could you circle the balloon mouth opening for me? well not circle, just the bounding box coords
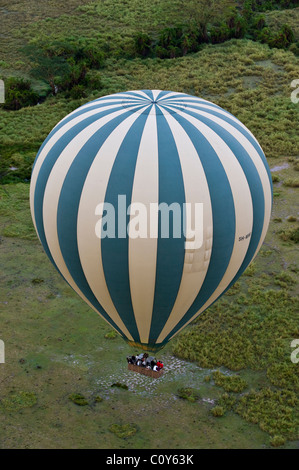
[125,339,165,353]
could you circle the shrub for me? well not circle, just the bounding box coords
[158,26,184,51]
[244,262,256,277]
[294,161,299,172]
[252,15,266,32]
[274,271,296,288]
[134,32,153,57]
[225,281,241,296]
[210,23,231,44]
[111,382,128,390]
[105,330,117,339]
[0,391,37,411]
[69,393,89,406]
[270,435,286,447]
[68,85,86,99]
[2,77,39,111]
[279,226,299,243]
[109,423,137,439]
[218,393,237,411]
[227,13,248,39]
[283,178,299,188]
[212,371,247,393]
[177,387,200,402]
[258,27,274,45]
[269,24,295,49]
[211,406,225,417]
[236,388,299,440]
[31,278,44,284]
[80,45,105,69]
[267,363,299,392]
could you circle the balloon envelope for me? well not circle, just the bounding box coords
[30,90,272,352]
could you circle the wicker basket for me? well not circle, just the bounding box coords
[128,363,163,378]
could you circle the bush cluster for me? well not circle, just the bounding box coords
[133,6,296,59]
[212,371,248,393]
[23,39,104,99]
[133,11,249,59]
[1,77,39,111]
[236,388,299,440]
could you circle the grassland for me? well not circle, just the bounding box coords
[0,0,299,449]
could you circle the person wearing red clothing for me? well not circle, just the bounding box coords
[156,360,163,371]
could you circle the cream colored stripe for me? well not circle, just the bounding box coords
[170,100,260,145]
[152,89,162,101]
[184,106,272,261]
[127,90,153,100]
[77,109,150,341]
[157,105,253,344]
[51,96,137,130]
[128,112,159,343]
[30,101,128,231]
[155,108,213,343]
[160,93,221,108]
[42,105,148,338]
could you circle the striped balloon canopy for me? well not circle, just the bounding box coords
[30,90,272,352]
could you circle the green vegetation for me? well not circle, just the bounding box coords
[0,392,37,412]
[0,0,298,450]
[111,382,128,390]
[171,148,298,444]
[109,423,138,439]
[283,177,299,187]
[177,387,200,402]
[1,40,298,184]
[236,388,299,440]
[218,393,237,410]
[212,371,248,393]
[69,393,89,406]
[95,395,103,403]
[0,184,36,239]
[105,330,118,340]
[2,77,39,111]
[278,225,299,243]
[270,435,287,447]
[211,405,225,417]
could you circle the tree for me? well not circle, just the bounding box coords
[227,12,248,39]
[23,44,70,95]
[269,24,295,49]
[134,32,153,57]
[184,0,235,42]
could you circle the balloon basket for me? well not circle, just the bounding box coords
[128,363,164,379]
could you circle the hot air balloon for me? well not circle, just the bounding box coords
[30,90,272,352]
